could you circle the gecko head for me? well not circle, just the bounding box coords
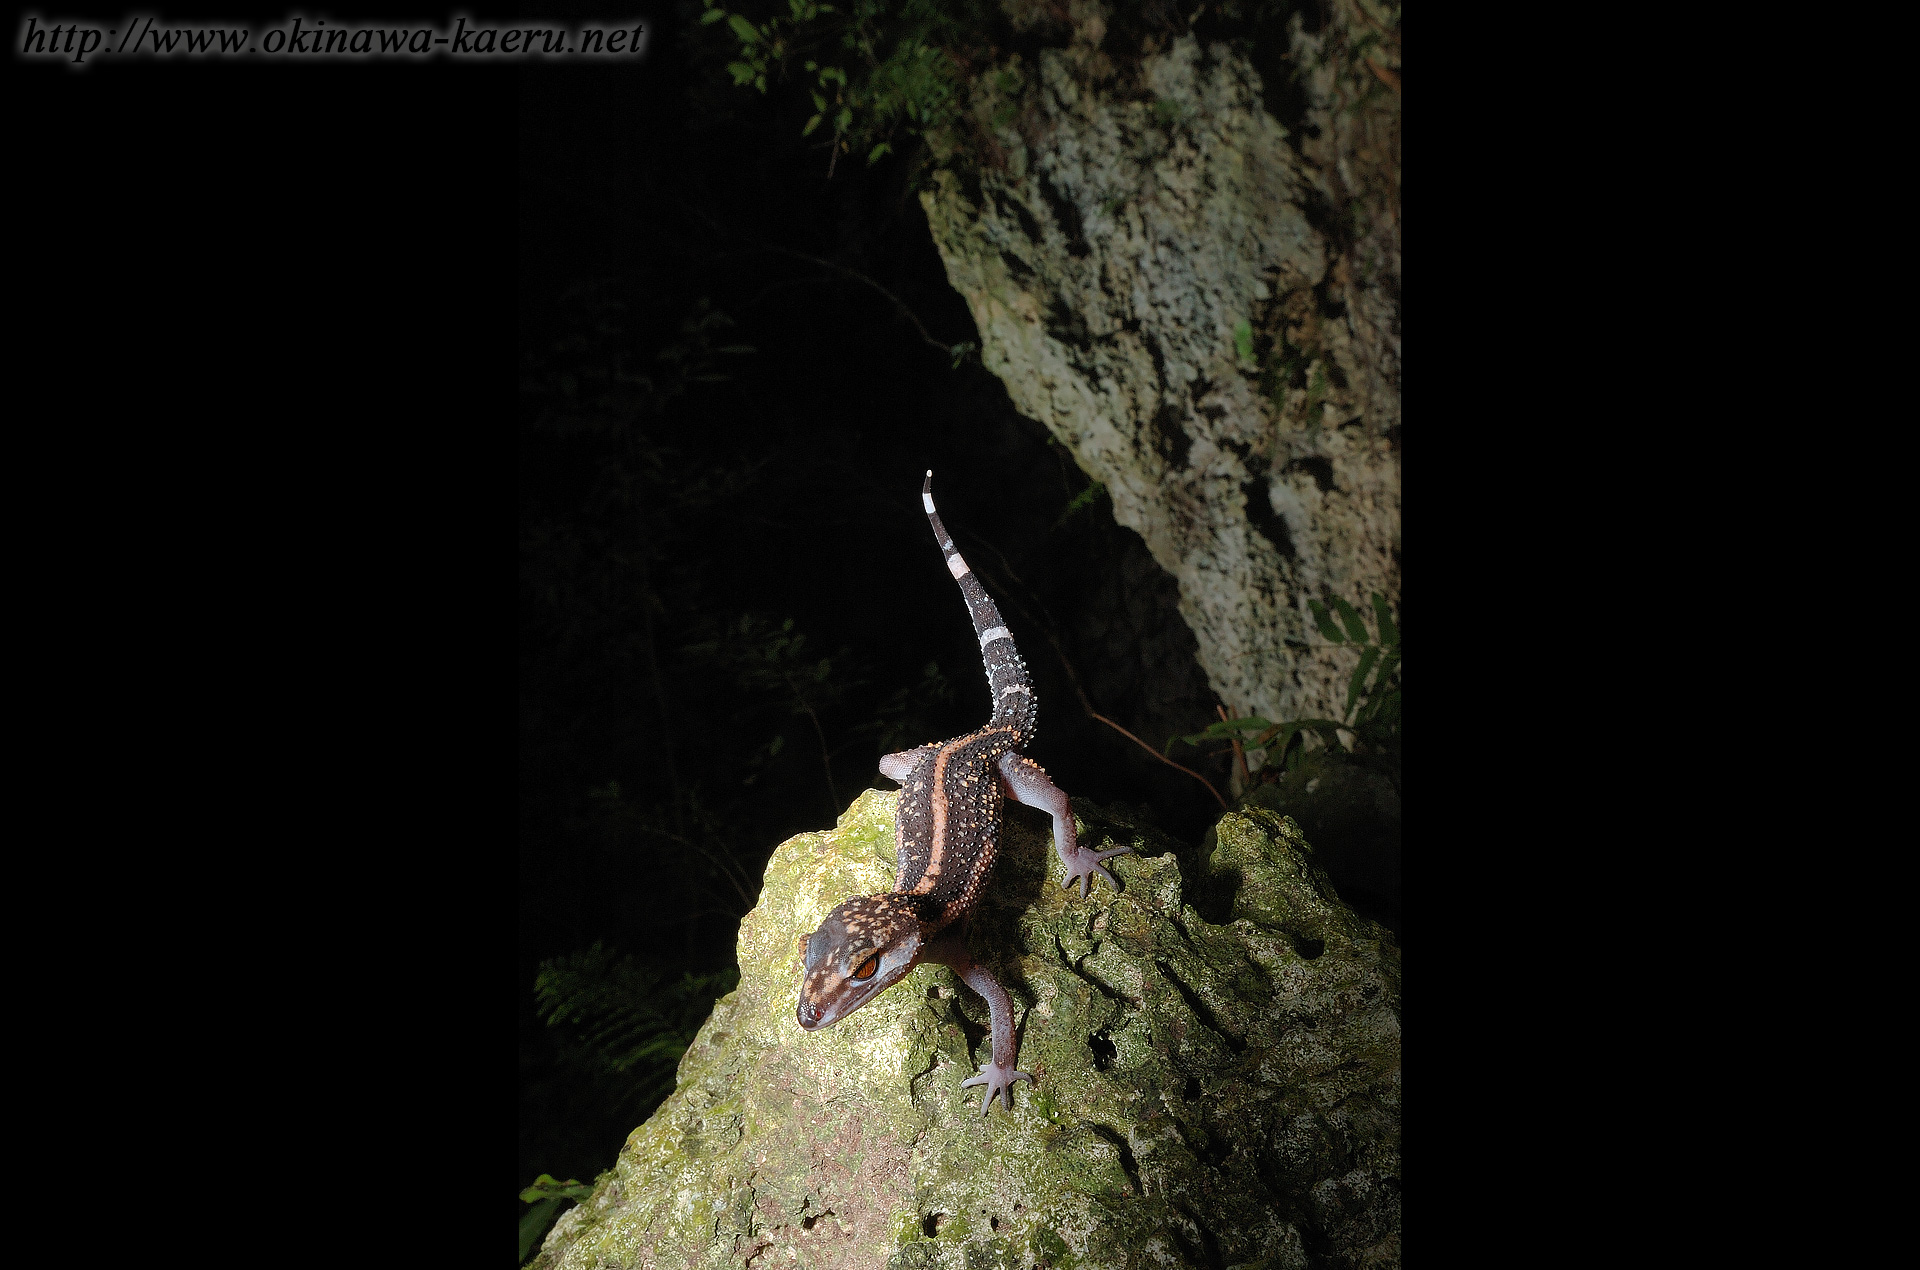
[796,893,924,1031]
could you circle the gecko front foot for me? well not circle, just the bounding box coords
[1060,842,1134,899]
[961,1060,1035,1115]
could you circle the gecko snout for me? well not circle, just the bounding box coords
[797,998,822,1029]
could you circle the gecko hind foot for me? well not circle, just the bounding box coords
[1061,844,1135,899]
[961,1061,1035,1115]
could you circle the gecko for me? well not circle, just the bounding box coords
[795,470,1133,1114]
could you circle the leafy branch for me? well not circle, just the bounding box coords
[521,949,738,1261]
[699,0,979,174]
[684,614,851,822]
[535,944,740,1106]
[1169,593,1400,780]
[519,1174,594,1264]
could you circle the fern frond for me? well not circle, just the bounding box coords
[535,944,739,1106]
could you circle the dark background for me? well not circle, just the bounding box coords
[515,0,1266,1194]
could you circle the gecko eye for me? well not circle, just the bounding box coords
[852,954,880,981]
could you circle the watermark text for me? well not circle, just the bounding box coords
[17,12,650,68]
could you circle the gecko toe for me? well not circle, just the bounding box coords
[964,1064,1034,1115]
[1061,845,1132,899]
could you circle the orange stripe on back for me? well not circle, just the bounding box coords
[914,738,965,894]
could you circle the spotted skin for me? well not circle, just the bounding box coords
[795,472,1134,1116]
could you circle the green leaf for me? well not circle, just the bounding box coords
[1345,645,1380,719]
[699,8,728,25]
[755,74,767,93]
[1363,686,1400,727]
[802,113,823,136]
[834,106,852,133]
[1171,724,1225,751]
[727,14,760,43]
[726,61,754,85]
[1355,647,1399,723]
[1267,722,1309,767]
[1331,597,1369,643]
[1168,715,1276,752]
[1053,480,1106,528]
[811,91,827,112]
[520,1174,594,1203]
[867,143,892,165]
[1308,599,1344,643]
[1370,593,1398,647]
[1233,320,1254,362]
[520,1196,566,1264]
[1266,717,1345,760]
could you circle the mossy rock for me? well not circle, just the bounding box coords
[1241,758,1401,934]
[531,789,1400,1270]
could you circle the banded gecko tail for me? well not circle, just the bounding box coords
[922,470,1037,744]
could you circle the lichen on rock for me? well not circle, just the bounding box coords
[531,787,1400,1270]
[920,7,1402,735]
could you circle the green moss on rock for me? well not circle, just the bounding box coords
[532,789,1400,1270]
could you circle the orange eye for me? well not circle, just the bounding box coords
[853,955,880,981]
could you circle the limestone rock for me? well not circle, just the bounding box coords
[920,5,1401,727]
[531,787,1400,1270]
